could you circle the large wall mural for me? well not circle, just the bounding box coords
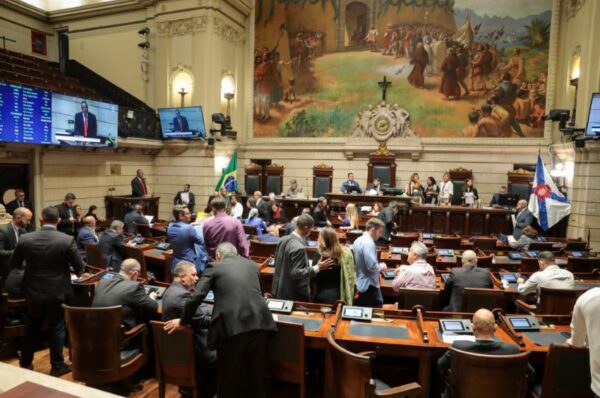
[253,0,553,138]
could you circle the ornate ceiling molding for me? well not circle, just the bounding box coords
[213,16,244,44]
[565,0,585,19]
[157,16,208,37]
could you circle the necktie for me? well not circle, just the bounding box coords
[84,115,88,137]
[141,178,147,195]
[19,201,23,207]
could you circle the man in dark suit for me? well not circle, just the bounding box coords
[377,201,400,243]
[124,203,149,234]
[438,309,535,397]
[0,208,32,279]
[99,220,130,270]
[92,258,157,329]
[73,101,97,138]
[174,184,196,214]
[489,185,508,208]
[312,197,331,227]
[164,242,277,398]
[172,110,190,132]
[167,206,204,272]
[513,199,534,239]
[11,206,84,376]
[5,189,33,215]
[76,216,99,249]
[441,250,493,311]
[162,261,216,398]
[131,169,149,198]
[255,191,272,223]
[56,193,78,237]
[272,214,333,301]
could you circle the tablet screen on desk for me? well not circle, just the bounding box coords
[267,300,286,311]
[501,273,517,283]
[442,321,465,332]
[509,318,531,328]
[526,251,538,258]
[344,308,364,318]
[102,272,116,280]
[422,233,434,239]
[571,251,584,257]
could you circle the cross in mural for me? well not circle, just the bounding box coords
[378,76,392,101]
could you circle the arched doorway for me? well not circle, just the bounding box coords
[345,2,369,48]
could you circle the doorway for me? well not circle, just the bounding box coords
[0,164,30,209]
[345,2,369,48]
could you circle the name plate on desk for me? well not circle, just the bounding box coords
[266,299,294,313]
[342,306,372,321]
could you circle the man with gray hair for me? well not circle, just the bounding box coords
[392,241,436,291]
[99,219,133,270]
[162,261,216,398]
[517,251,574,296]
[441,249,493,311]
[92,258,158,329]
[272,214,334,301]
[164,242,277,398]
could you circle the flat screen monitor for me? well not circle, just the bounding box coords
[51,93,118,147]
[498,194,519,207]
[158,106,206,139]
[509,318,531,328]
[441,320,465,332]
[585,92,600,137]
[0,82,52,144]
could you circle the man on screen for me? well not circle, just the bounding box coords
[172,110,190,132]
[73,101,97,138]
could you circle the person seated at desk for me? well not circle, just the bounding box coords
[489,185,508,208]
[272,214,334,301]
[311,227,356,304]
[245,208,268,236]
[392,242,436,291]
[438,309,535,398]
[439,172,454,205]
[270,201,287,224]
[516,251,574,296]
[162,261,216,398]
[124,203,149,234]
[312,197,331,227]
[512,199,533,239]
[76,216,99,249]
[261,225,281,243]
[441,250,493,311]
[406,173,425,202]
[509,225,538,251]
[424,176,439,204]
[92,258,158,330]
[365,177,383,195]
[168,205,205,273]
[369,202,384,216]
[285,179,303,198]
[284,208,311,236]
[338,203,360,229]
[461,178,479,206]
[340,172,363,194]
[99,220,133,271]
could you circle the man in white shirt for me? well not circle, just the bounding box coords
[568,287,600,397]
[516,251,574,295]
[174,184,196,214]
[439,172,454,205]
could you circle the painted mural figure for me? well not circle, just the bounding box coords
[365,26,379,52]
[440,48,461,100]
[407,43,429,89]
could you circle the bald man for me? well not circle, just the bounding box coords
[76,215,99,249]
[438,309,532,396]
[513,199,533,239]
[0,207,32,279]
[441,250,493,311]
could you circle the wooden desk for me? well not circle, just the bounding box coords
[104,195,160,221]
[272,302,336,349]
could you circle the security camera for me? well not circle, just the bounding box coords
[137,41,150,49]
[138,27,150,36]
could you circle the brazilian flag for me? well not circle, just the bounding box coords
[215,150,237,193]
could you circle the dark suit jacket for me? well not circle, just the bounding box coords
[124,210,149,234]
[0,223,19,279]
[442,266,493,311]
[181,255,277,349]
[378,206,395,241]
[76,226,98,249]
[56,203,77,236]
[167,221,203,270]
[174,191,196,213]
[272,234,315,301]
[74,111,97,138]
[92,273,157,329]
[312,205,328,227]
[513,208,534,239]
[257,199,272,224]
[131,176,148,197]
[162,282,216,368]
[172,116,189,132]
[5,199,33,215]
[98,229,124,270]
[10,226,84,303]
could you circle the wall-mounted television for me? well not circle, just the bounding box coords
[585,92,600,137]
[158,106,206,139]
[0,82,118,148]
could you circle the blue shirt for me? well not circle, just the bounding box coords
[245,216,268,239]
[353,232,382,292]
[340,180,362,194]
[192,224,208,272]
[167,221,204,271]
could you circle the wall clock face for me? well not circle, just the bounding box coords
[374,115,391,133]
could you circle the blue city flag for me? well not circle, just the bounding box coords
[528,154,570,230]
[215,151,237,193]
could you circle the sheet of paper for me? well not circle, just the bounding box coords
[507,235,517,244]
[442,333,476,344]
[511,214,516,227]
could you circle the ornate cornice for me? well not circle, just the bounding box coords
[213,16,244,44]
[565,0,585,19]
